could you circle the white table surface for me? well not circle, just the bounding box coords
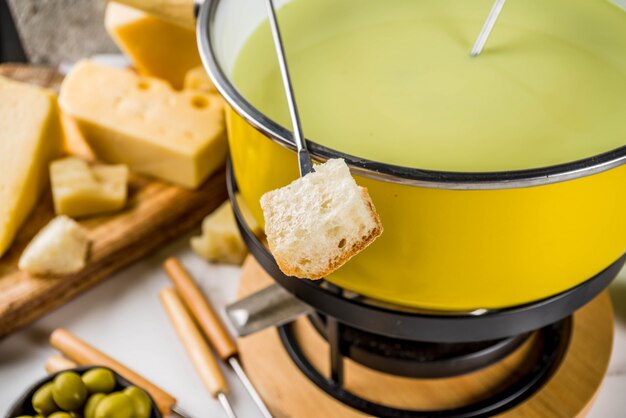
[2,232,626,418]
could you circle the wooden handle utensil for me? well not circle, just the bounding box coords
[163,258,237,361]
[110,0,196,30]
[164,259,272,418]
[45,354,77,373]
[49,328,176,415]
[159,287,229,398]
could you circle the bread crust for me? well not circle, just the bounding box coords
[272,186,383,280]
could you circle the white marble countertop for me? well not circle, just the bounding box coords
[2,233,626,417]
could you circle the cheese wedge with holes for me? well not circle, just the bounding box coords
[105,2,201,89]
[50,156,129,218]
[59,61,227,189]
[0,77,63,258]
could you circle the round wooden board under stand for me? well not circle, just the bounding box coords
[236,256,614,418]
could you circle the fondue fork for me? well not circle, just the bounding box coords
[471,0,506,57]
[263,0,314,176]
[163,258,274,418]
[160,288,238,418]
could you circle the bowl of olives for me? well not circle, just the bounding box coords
[6,367,161,418]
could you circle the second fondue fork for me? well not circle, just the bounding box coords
[471,0,507,57]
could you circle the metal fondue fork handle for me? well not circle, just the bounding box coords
[471,0,507,57]
[263,0,314,176]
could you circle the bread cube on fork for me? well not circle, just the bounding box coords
[261,158,383,280]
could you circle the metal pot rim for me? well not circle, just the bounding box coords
[197,0,626,190]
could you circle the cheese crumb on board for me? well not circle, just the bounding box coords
[50,156,129,218]
[191,195,262,265]
[0,76,63,258]
[18,216,90,276]
[260,159,383,279]
[59,60,227,189]
[105,2,202,89]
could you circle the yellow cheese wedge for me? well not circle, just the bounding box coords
[59,60,227,189]
[184,66,218,94]
[0,77,63,258]
[51,157,129,218]
[105,2,201,89]
[191,195,262,265]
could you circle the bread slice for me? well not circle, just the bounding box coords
[260,158,383,279]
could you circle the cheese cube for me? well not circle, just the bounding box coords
[191,195,261,265]
[18,216,89,276]
[50,157,129,218]
[184,66,218,94]
[105,2,201,89]
[59,61,227,189]
[0,77,63,257]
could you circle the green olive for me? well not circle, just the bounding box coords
[15,415,34,418]
[94,393,134,418]
[69,412,82,418]
[48,413,72,418]
[32,382,60,415]
[52,372,88,411]
[83,393,106,418]
[81,369,116,394]
[123,386,152,418]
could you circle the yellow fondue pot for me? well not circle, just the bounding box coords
[198,0,626,311]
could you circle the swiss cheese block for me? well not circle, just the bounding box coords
[50,157,129,218]
[59,61,227,189]
[184,66,218,94]
[105,2,201,89]
[0,77,62,257]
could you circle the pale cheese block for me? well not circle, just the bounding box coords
[191,195,262,265]
[105,2,201,89]
[59,60,227,189]
[18,216,89,276]
[50,156,129,218]
[0,77,63,258]
[184,66,218,94]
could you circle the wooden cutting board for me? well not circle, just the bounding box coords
[0,64,227,338]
